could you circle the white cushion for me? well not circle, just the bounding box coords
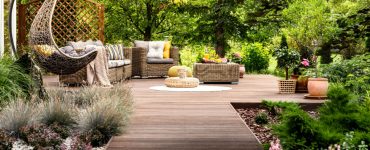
[147,41,165,59]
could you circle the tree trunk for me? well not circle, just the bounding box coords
[285,67,289,80]
[144,2,153,41]
[214,0,226,58]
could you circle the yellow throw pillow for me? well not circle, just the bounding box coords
[163,41,171,59]
[34,45,55,57]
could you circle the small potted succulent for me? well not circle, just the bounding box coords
[274,47,301,94]
[230,52,245,78]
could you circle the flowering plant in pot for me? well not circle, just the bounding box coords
[295,59,310,93]
[274,47,301,94]
[305,55,329,98]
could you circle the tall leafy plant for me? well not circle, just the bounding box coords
[274,35,300,80]
[0,58,32,107]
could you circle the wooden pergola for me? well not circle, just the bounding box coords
[0,0,104,58]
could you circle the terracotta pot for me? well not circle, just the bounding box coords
[239,64,245,78]
[307,78,329,96]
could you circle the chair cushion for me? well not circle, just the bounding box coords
[147,58,174,64]
[134,40,149,49]
[105,44,124,60]
[124,59,131,65]
[147,41,165,59]
[108,60,126,68]
[163,41,171,59]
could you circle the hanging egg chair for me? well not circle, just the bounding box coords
[28,0,98,75]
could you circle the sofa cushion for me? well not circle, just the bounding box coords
[124,59,131,65]
[108,60,126,68]
[147,41,165,59]
[163,41,171,59]
[134,40,149,49]
[106,44,124,60]
[147,58,174,64]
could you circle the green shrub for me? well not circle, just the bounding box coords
[0,100,37,134]
[261,100,300,116]
[243,43,270,73]
[255,112,269,125]
[0,58,33,107]
[321,54,370,97]
[272,108,340,149]
[274,47,301,80]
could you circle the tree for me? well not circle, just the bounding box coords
[102,0,188,43]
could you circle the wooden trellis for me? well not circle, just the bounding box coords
[18,0,104,48]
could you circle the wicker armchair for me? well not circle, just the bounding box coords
[132,47,179,78]
[60,47,132,85]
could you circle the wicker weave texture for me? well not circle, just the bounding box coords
[29,0,100,75]
[278,80,297,94]
[193,63,239,83]
[60,47,132,84]
[165,77,199,88]
[131,47,179,78]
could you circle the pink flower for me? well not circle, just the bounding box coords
[301,59,310,67]
[233,53,241,59]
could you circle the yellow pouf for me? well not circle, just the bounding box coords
[168,66,193,77]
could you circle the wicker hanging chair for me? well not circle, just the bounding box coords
[29,0,98,75]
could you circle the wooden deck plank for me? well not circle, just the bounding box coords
[104,75,324,150]
[44,74,324,150]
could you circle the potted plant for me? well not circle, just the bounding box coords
[230,52,245,78]
[305,40,329,98]
[294,58,310,93]
[275,47,301,94]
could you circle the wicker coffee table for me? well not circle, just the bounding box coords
[165,77,200,88]
[193,63,239,84]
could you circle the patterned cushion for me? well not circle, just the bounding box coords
[108,60,125,68]
[147,41,165,59]
[105,44,125,60]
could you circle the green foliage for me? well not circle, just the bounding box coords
[261,100,300,116]
[272,107,340,149]
[243,43,270,73]
[274,47,300,80]
[366,37,370,52]
[279,35,288,49]
[272,82,370,149]
[255,112,269,125]
[0,58,33,107]
[321,54,370,97]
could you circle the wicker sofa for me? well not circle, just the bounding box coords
[131,44,179,78]
[60,44,132,85]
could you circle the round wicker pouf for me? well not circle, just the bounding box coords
[165,77,200,88]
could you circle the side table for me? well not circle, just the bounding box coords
[193,63,239,84]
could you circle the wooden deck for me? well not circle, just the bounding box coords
[103,75,324,150]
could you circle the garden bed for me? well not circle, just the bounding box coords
[231,102,322,146]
